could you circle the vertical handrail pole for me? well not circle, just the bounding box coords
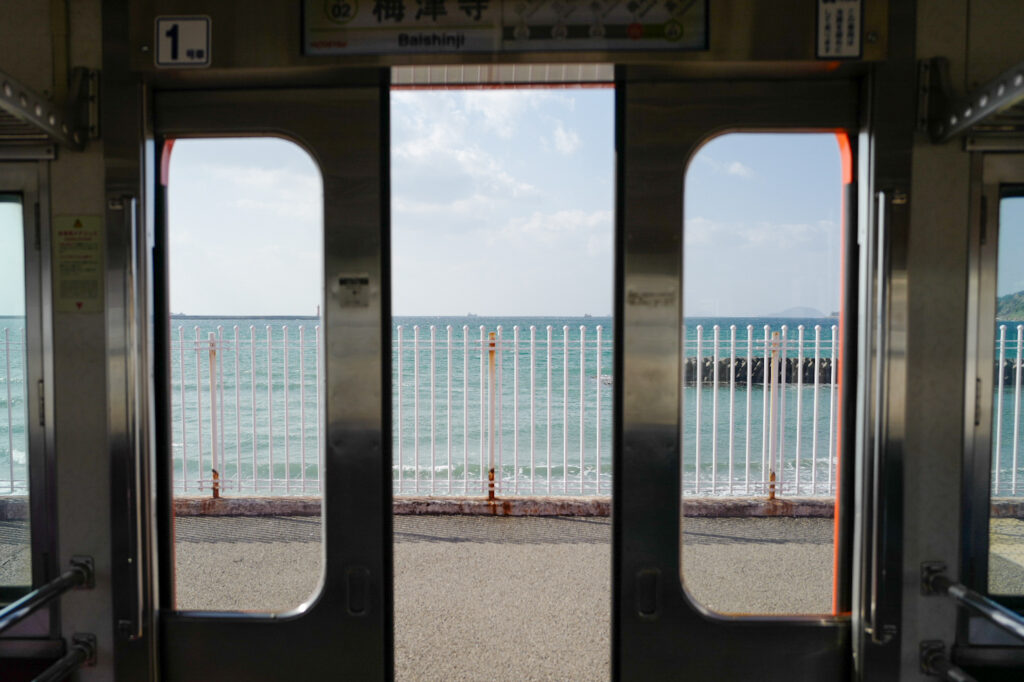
[745,326,753,495]
[812,325,821,495]
[547,325,553,493]
[430,325,436,495]
[768,331,780,500]
[397,326,403,493]
[497,326,504,494]
[413,325,420,494]
[782,325,790,493]
[218,327,226,485]
[250,326,256,492]
[579,326,586,494]
[315,325,322,493]
[530,326,537,495]
[195,327,203,491]
[208,332,220,498]
[479,326,486,493]
[447,325,453,494]
[829,326,838,494]
[514,326,520,494]
[563,325,569,494]
[4,329,13,492]
[682,324,687,493]
[796,325,804,495]
[712,325,720,494]
[488,331,496,500]
[266,325,273,493]
[283,326,290,494]
[463,326,469,494]
[299,326,306,493]
[1014,325,1023,495]
[178,327,187,492]
[761,325,770,491]
[596,326,603,495]
[234,326,241,492]
[728,325,736,495]
[996,325,1006,494]
[695,325,703,494]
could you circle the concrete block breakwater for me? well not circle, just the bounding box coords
[684,357,835,385]
[995,358,1024,385]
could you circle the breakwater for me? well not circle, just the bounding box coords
[995,359,1024,385]
[684,357,835,385]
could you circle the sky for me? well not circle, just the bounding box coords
[149,89,983,319]
[998,196,1024,297]
[390,89,614,316]
[0,198,25,316]
[684,133,842,316]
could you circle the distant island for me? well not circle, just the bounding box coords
[998,290,1024,321]
[767,306,827,318]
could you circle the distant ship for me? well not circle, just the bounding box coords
[584,313,593,318]
[467,312,478,318]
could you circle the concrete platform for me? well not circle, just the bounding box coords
[174,515,838,681]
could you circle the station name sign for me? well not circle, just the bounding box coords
[303,0,708,55]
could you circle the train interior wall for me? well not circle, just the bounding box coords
[1,0,1024,679]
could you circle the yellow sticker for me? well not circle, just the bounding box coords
[53,216,104,313]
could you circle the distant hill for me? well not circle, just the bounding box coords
[767,306,827,318]
[998,290,1024,321]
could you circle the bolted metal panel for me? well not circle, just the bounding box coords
[615,70,858,680]
[153,80,392,680]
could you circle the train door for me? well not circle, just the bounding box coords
[0,163,57,644]
[960,151,1024,673]
[151,76,393,679]
[614,69,861,678]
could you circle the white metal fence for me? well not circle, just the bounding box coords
[684,324,839,497]
[0,327,28,494]
[6,323,1024,498]
[994,324,1024,496]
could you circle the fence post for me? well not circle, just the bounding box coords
[488,331,496,500]
[768,331,780,500]
[208,332,220,499]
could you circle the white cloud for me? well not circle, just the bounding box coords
[394,193,502,217]
[492,209,612,246]
[463,90,573,138]
[392,94,537,199]
[697,155,755,178]
[552,123,581,155]
[725,161,753,177]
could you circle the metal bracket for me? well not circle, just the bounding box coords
[0,67,98,151]
[69,555,95,590]
[71,633,97,667]
[920,640,946,676]
[922,561,947,595]
[924,57,1024,144]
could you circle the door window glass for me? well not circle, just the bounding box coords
[0,194,30,596]
[681,133,846,615]
[166,138,325,612]
[990,192,1024,595]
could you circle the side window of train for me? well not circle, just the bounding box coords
[162,137,326,612]
[681,132,851,615]
[0,194,32,600]
[990,188,1024,599]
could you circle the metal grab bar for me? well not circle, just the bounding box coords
[923,562,1024,643]
[33,633,96,682]
[0,556,93,635]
